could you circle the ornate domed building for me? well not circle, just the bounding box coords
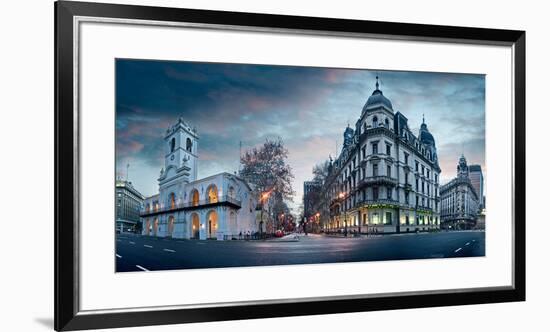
[313,76,442,234]
[440,155,480,230]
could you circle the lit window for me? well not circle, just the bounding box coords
[372,213,380,225]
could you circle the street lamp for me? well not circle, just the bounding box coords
[338,192,348,237]
[315,212,320,233]
[259,191,271,238]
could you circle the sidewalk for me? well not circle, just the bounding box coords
[265,233,302,242]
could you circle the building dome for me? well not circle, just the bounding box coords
[419,116,435,146]
[419,123,435,146]
[362,76,393,112]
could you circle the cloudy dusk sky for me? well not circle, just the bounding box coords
[116,59,485,213]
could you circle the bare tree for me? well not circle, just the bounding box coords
[239,138,295,201]
[312,160,331,185]
[240,138,295,234]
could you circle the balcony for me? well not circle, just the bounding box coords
[140,195,241,217]
[359,198,400,208]
[357,176,398,188]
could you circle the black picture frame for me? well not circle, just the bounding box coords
[55,1,525,330]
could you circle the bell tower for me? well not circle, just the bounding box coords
[159,118,199,186]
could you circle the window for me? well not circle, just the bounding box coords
[363,213,368,225]
[404,152,409,164]
[427,170,430,179]
[421,165,425,175]
[361,146,366,159]
[405,172,409,184]
[169,137,175,153]
[373,164,378,176]
[422,181,425,193]
[405,191,409,204]
[387,187,392,199]
[206,184,218,203]
[169,193,176,209]
[416,196,419,207]
[435,174,438,183]
[373,116,378,128]
[372,213,380,225]
[186,138,192,152]
[372,142,378,154]
[385,212,392,225]
[373,187,379,200]
[415,178,419,190]
[387,165,391,177]
[386,143,391,155]
[415,161,419,171]
[385,118,390,128]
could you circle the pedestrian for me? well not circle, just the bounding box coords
[239,231,242,240]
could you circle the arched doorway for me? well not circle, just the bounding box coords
[144,219,150,235]
[153,218,159,236]
[206,185,218,203]
[191,213,200,239]
[190,189,199,206]
[206,210,218,239]
[167,215,175,237]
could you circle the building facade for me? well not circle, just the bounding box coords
[468,164,484,210]
[116,179,145,233]
[303,180,321,219]
[440,155,480,230]
[139,118,258,240]
[314,77,441,234]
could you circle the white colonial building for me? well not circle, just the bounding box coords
[140,118,257,240]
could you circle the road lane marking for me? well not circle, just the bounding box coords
[163,249,176,253]
[144,245,153,248]
[116,254,122,258]
[454,247,463,253]
[136,265,149,271]
[129,241,135,245]
[465,242,471,246]
[472,240,476,242]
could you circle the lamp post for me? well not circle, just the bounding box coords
[315,212,320,233]
[259,191,270,238]
[338,192,348,237]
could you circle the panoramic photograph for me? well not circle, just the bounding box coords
[114,59,486,272]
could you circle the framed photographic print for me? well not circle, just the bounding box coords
[55,1,525,330]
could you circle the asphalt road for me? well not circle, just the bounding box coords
[115,231,485,272]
